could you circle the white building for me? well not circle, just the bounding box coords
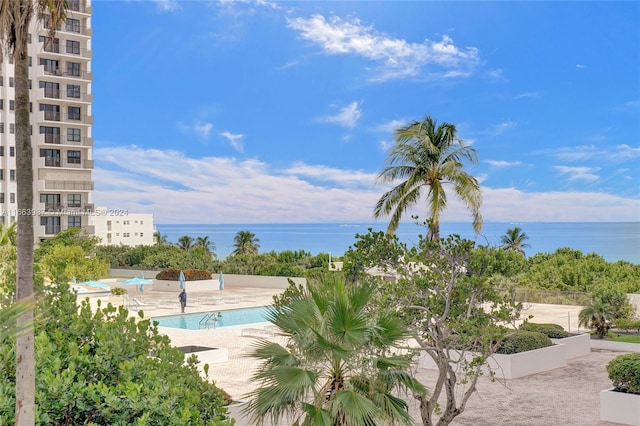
[90,207,155,246]
[0,0,94,242]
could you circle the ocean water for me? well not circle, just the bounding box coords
[156,222,640,264]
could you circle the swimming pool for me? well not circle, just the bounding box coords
[153,306,271,330]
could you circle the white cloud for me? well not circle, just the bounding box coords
[485,160,522,168]
[322,101,362,128]
[539,144,640,162]
[152,0,181,12]
[554,166,600,183]
[374,119,406,134]
[492,120,516,135]
[219,131,245,152]
[177,120,214,139]
[287,15,480,82]
[91,146,640,224]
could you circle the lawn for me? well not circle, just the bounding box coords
[609,333,640,344]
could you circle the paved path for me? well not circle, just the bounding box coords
[82,287,628,425]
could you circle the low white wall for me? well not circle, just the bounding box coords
[109,269,160,278]
[600,388,640,425]
[418,344,568,380]
[551,334,591,359]
[590,339,640,353]
[151,275,306,293]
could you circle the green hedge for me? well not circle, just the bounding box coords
[612,318,640,334]
[156,268,212,281]
[607,353,640,394]
[519,322,572,338]
[497,331,553,354]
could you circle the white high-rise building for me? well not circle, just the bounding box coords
[90,207,155,246]
[0,0,94,242]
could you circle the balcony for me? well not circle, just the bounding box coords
[39,157,94,169]
[41,134,93,147]
[36,66,93,81]
[38,39,92,59]
[44,180,94,191]
[66,1,92,15]
[43,203,94,213]
[38,87,93,103]
[37,111,93,125]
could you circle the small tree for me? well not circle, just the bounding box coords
[345,231,522,426]
[579,298,615,338]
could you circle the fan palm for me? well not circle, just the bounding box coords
[0,1,67,422]
[245,277,425,425]
[194,236,215,253]
[500,227,530,256]
[232,231,260,255]
[578,299,615,339]
[153,231,168,246]
[177,235,194,251]
[374,115,482,241]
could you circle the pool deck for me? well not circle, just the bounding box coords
[80,285,627,425]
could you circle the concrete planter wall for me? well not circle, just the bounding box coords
[419,343,568,380]
[590,339,640,353]
[600,388,640,425]
[551,333,591,359]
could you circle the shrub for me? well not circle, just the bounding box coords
[110,287,127,296]
[607,353,640,394]
[519,322,572,338]
[156,268,212,281]
[612,318,640,334]
[497,330,552,354]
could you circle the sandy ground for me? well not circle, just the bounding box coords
[80,286,632,425]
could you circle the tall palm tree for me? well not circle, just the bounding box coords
[0,1,67,423]
[374,115,483,241]
[176,235,194,251]
[153,231,168,246]
[578,298,615,339]
[500,227,530,256]
[194,236,215,253]
[245,277,425,425]
[232,231,260,255]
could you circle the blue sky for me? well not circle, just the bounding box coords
[91,1,640,225]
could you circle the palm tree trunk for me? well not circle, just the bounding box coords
[14,24,35,426]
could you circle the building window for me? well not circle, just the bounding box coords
[40,58,59,75]
[123,233,130,238]
[9,170,15,181]
[66,84,80,99]
[123,220,130,225]
[67,150,81,164]
[9,147,14,157]
[8,77,13,87]
[40,149,61,167]
[140,233,144,237]
[40,216,61,234]
[9,100,13,111]
[67,194,81,207]
[0,170,3,180]
[28,56,32,67]
[67,128,81,143]
[40,81,60,98]
[68,0,80,12]
[10,193,15,203]
[27,33,31,44]
[40,126,61,144]
[0,123,3,134]
[67,106,81,121]
[9,124,14,134]
[66,40,80,55]
[40,104,60,121]
[39,36,59,53]
[68,216,81,228]
[0,100,2,110]
[0,147,3,156]
[0,193,3,203]
[67,62,80,77]
[41,194,61,211]
[66,18,80,33]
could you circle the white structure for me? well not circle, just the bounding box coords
[0,0,94,241]
[90,207,154,246]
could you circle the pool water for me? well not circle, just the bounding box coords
[154,306,271,330]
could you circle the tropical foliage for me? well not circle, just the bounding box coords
[374,115,482,240]
[246,276,425,425]
[232,231,260,255]
[579,298,616,338]
[500,227,530,256]
[344,230,522,426]
[0,282,232,425]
